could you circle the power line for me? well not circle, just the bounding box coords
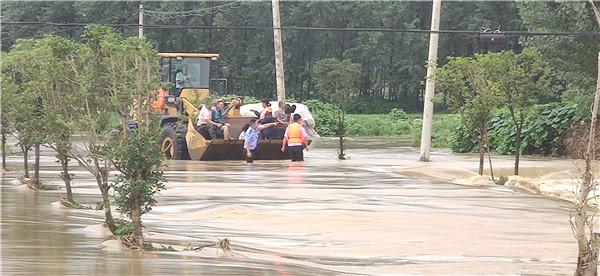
[143,1,243,20]
[2,21,599,37]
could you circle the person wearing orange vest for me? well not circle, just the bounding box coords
[151,88,168,112]
[281,114,308,162]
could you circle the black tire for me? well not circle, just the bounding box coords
[158,123,190,160]
[175,124,190,160]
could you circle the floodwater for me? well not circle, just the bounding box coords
[1,138,580,275]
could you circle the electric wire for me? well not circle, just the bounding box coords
[1,21,599,37]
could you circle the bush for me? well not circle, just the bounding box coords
[452,103,580,156]
[304,99,458,148]
[303,99,339,136]
[347,96,404,114]
[450,124,476,153]
[411,115,461,148]
[389,108,409,121]
[114,220,134,236]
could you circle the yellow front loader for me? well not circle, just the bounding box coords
[155,53,306,161]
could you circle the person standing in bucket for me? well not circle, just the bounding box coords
[244,118,277,163]
[281,114,308,162]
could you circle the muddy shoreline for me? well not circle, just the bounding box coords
[391,150,595,204]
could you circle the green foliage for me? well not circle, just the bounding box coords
[389,108,409,121]
[109,130,166,217]
[436,53,501,158]
[518,1,599,117]
[114,221,134,236]
[303,99,339,136]
[313,58,362,110]
[347,97,404,114]
[306,98,459,148]
[1,1,588,115]
[450,124,476,153]
[313,56,361,157]
[496,175,508,186]
[411,115,461,148]
[454,103,580,156]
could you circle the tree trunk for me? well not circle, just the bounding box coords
[338,135,345,160]
[572,51,600,276]
[33,143,40,188]
[21,144,29,178]
[478,125,484,175]
[483,126,495,182]
[96,172,116,234]
[338,109,346,160]
[514,115,524,176]
[59,153,74,203]
[1,134,6,170]
[131,195,144,248]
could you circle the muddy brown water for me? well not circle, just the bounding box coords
[1,138,581,275]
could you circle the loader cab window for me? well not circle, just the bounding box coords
[168,58,211,89]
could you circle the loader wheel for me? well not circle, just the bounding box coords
[158,124,190,160]
[175,124,190,160]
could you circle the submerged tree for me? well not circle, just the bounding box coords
[436,55,500,177]
[104,31,165,248]
[109,130,165,248]
[1,46,46,187]
[35,36,86,204]
[486,50,555,175]
[313,58,361,160]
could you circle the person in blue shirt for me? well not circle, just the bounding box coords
[211,99,232,140]
[243,118,277,163]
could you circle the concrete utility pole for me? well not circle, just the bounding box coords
[419,0,442,162]
[271,0,286,101]
[138,1,144,38]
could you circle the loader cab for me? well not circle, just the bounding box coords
[158,53,219,97]
[158,53,219,117]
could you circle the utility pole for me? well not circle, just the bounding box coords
[138,1,144,38]
[419,0,442,162]
[271,0,286,101]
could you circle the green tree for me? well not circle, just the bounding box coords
[81,25,165,247]
[436,55,500,176]
[313,58,361,159]
[486,50,555,175]
[33,35,87,203]
[1,42,49,187]
[108,130,165,248]
[518,1,600,117]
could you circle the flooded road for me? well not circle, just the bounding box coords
[1,138,578,275]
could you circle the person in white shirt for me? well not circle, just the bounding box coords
[196,102,218,139]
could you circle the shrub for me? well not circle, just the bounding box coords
[347,96,404,114]
[389,108,409,121]
[453,103,580,156]
[303,99,340,136]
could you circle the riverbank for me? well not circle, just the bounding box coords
[391,150,595,204]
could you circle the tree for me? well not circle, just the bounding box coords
[106,33,165,248]
[486,50,555,175]
[436,55,500,176]
[109,130,165,248]
[1,42,48,187]
[71,26,165,247]
[60,26,121,233]
[570,2,600,275]
[313,58,361,159]
[34,35,86,204]
[518,1,600,117]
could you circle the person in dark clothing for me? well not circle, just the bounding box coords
[211,99,232,140]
